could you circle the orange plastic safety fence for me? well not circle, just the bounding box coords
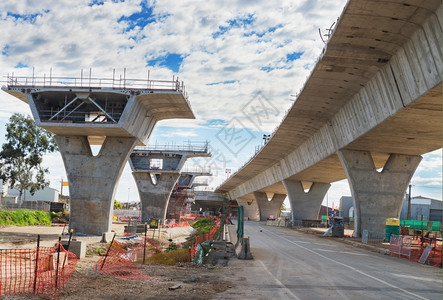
[0,244,78,297]
[169,221,190,228]
[190,219,220,259]
[96,240,155,280]
[128,237,173,265]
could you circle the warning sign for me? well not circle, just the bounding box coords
[149,219,159,229]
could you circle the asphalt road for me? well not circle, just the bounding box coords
[224,221,442,300]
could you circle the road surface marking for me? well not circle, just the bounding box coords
[260,226,431,300]
[392,273,442,283]
[313,248,369,256]
[258,260,301,300]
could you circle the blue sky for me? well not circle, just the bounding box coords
[0,0,441,207]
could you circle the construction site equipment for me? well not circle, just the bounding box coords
[167,185,193,221]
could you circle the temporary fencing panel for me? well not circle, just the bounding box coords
[400,220,441,231]
[389,235,412,259]
[0,244,78,297]
[96,240,155,280]
[389,235,442,267]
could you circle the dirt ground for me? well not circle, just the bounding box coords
[0,223,245,300]
[0,222,393,300]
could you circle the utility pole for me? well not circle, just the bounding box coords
[60,178,63,202]
[407,184,412,220]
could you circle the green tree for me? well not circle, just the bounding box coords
[114,199,123,209]
[0,113,57,204]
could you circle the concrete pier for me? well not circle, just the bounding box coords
[337,149,422,237]
[129,145,210,221]
[2,75,194,235]
[236,197,260,221]
[253,192,286,221]
[282,180,330,221]
[57,136,137,235]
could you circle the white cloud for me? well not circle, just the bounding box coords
[159,130,198,138]
[3,0,439,204]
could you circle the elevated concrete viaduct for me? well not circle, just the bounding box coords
[193,191,225,215]
[216,0,442,237]
[2,76,194,235]
[129,145,210,221]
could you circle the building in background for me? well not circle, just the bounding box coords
[339,196,354,219]
[400,196,442,222]
[339,195,442,222]
[3,186,59,205]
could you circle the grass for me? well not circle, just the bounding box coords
[0,209,52,226]
[142,248,191,265]
[181,218,218,249]
[191,218,215,235]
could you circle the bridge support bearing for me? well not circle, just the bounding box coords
[282,180,331,222]
[133,172,180,221]
[56,135,137,236]
[253,192,286,221]
[337,149,422,238]
[236,197,260,221]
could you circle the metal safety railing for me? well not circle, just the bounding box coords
[3,71,183,91]
[135,141,209,153]
[2,68,191,107]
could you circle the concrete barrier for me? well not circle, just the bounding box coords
[235,236,253,259]
[266,219,286,227]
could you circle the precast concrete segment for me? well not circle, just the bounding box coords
[236,197,260,221]
[56,135,137,235]
[337,149,422,237]
[178,172,212,187]
[133,172,180,221]
[129,149,211,172]
[282,180,331,221]
[2,88,194,146]
[253,192,286,221]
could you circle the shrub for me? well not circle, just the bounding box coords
[0,209,52,226]
[191,218,214,235]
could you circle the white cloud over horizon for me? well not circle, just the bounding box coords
[0,0,441,206]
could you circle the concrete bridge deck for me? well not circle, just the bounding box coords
[217,0,441,197]
[216,0,442,236]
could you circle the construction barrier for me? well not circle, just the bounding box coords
[389,235,412,260]
[0,243,78,297]
[96,239,155,280]
[168,221,191,228]
[190,219,220,260]
[389,234,442,267]
[400,220,440,231]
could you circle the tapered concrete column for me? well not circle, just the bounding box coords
[129,146,210,221]
[56,135,137,235]
[253,192,286,221]
[236,197,260,221]
[283,179,331,221]
[337,149,422,237]
[133,172,180,221]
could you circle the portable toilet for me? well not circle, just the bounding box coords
[385,218,400,241]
